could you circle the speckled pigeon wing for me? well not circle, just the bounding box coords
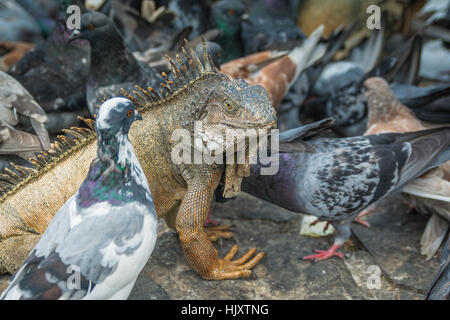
[366,128,450,188]
[302,138,383,220]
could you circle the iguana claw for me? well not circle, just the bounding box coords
[211,245,265,280]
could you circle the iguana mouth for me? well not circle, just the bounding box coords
[194,120,275,165]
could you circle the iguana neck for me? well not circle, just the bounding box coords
[154,85,211,146]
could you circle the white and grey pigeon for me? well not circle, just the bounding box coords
[0,97,158,300]
[68,11,164,116]
[237,119,450,261]
[0,70,50,159]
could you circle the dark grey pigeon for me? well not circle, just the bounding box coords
[8,3,90,124]
[236,119,450,261]
[241,3,305,55]
[426,235,450,300]
[68,11,164,115]
[0,97,157,300]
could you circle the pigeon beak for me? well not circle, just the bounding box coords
[135,113,142,121]
[68,29,81,43]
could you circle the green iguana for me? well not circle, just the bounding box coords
[0,42,277,280]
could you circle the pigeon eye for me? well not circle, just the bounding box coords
[227,9,235,16]
[87,24,95,30]
[127,110,133,117]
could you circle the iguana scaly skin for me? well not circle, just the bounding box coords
[0,44,277,280]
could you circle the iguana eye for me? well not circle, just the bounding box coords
[223,100,235,113]
[87,24,95,30]
[127,109,133,117]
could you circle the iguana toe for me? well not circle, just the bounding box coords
[205,225,234,242]
[209,245,265,280]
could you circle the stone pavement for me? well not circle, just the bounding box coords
[0,193,441,299]
[128,193,441,300]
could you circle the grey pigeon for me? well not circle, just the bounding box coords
[68,11,164,115]
[0,97,158,300]
[426,235,450,300]
[9,1,90,114]
[238,120,450,260]
[0,71,50,159]
[363,77,450,260]
[303,35,421,137]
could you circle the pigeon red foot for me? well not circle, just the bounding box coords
[353,205,377,228]
[303,244,344,261]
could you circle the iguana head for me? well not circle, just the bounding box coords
[125,40,277,162]
[195,76,277,157]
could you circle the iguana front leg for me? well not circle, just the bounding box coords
[175,171,264,280]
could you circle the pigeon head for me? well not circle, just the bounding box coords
[211,0,246,34]
[363,77,390,93]
[68,11,117,43]
[363,77,396,109]
[96,97,142,137]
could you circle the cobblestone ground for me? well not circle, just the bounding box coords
[0,193,440,299]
